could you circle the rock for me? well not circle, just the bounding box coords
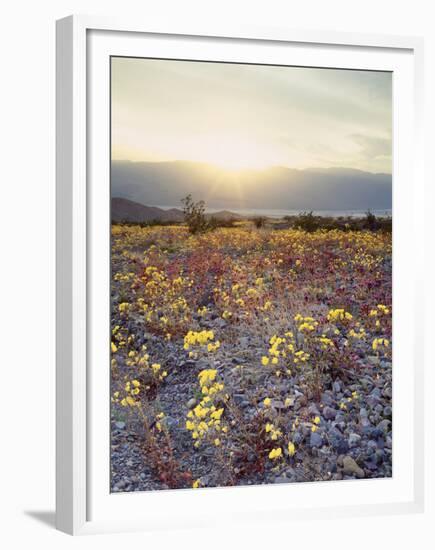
[293,431,303,445]
[367,395,382,408]
[329,427,349,454]
[165,416,177,428]
[371,387,382,398]
[308,403,320,416]
[333,380,342,394]
[181,360,196,368]
[383,406,392,418]
[274,476,290,484]
[377,419,391,433]
[348,433,362,448]
[382,387,392,399]
[334,412,346,424]
[323,406,337,420]
[115,479,126,489]
[342,456,365,479]
[187,398,197,409]
[321,392,334,406]
[215,318,227,329]
[271,399,285,410]
[115,421,126,430]
[310,431,323,448]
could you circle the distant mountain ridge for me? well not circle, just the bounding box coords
[112,160,392,211]
[111,197,243,223]
[111,198,184,223]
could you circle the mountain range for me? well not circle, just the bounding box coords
[111,160,392,211]
[111,197,243,223]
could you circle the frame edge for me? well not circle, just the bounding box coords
[56,14,88,535]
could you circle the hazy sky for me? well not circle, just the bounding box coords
[111,57,392,174]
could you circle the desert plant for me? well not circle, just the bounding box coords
[252,216,267,229]
[181,194,209,234]
[364,209,378,231]
[294,211,319,232]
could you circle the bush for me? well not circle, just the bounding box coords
[294,211,320,232]
[252,216,267,229]
[364,210,378,231]
[181,194,209,234]
[208,216,236,229]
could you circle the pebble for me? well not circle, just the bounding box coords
[342,456,365,479]
[323,406,337,420]
[115,421,126,430]
[348,433,362,448]
[377,419,391,433]
[310,431,323,448]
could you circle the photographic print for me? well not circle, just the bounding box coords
[110,57,392,492]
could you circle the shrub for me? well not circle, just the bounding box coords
[181,194,209,234]
[252,216,267,229]
[364,210,378,231]
[294,211,320,232]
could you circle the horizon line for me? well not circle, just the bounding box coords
[111,158,392,177]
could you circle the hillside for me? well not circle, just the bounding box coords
[111,198,184,223]
[111,160,392,211]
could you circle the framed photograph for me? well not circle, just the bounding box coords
[56,15,425,535]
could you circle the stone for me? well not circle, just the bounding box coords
[377,419,391,433]
[348,433,362,448]
[187,398,197,409]
[382,387,392,399]
[308,403,320,416]
[271,399,286,410]
[321,392,334,406]
[215,318,227,329]
[323,406,337,420]
[342,456,365,479]
[366,395,381,408]
[115,421,126,430]
[293,431,303,445]
[274,476,290,484]
[329,427,349,454]
[383,406,392,418]
[310,431,323,448]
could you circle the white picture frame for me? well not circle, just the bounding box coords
[56,15,425,535]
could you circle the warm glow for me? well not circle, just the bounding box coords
[111,57,392,174]
[194,137,276,171]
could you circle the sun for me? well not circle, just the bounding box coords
[197,136,274,171]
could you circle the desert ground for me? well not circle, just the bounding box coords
[110,220,392,491]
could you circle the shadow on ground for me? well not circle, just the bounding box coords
[24,510,56,529]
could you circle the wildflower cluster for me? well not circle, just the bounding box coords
[327,308,353,323]
[260,332,298,376]
[185,369,227,448]
[125,345,168,390]
[183,330,221,355]
[294,313,319,332]
[112,379,141,408]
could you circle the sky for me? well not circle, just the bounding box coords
[111,57,392,174]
